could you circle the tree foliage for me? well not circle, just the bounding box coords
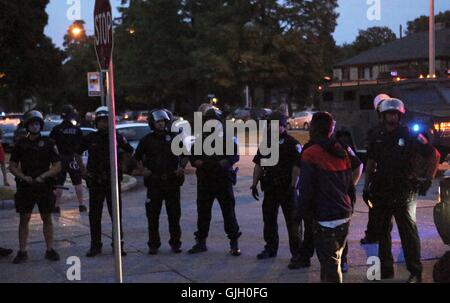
[0,0,63,112]
[114,0,339,112]
[336,26,396,63]
[406,10,450,34]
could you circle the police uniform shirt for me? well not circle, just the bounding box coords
[49,120,83,155]
[253,132,302,171]
[134,131,180,176]
[78,131,133,178]
[190,131,239,180]
[10,135,60,178]
[367,125,433,186]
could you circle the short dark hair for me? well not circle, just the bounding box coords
[311,112,334,137]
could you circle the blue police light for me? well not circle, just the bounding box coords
[413,124,420,132]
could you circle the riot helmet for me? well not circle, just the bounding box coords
[373,93,391,111]
[61,104,76,120]
[24,110,44,134]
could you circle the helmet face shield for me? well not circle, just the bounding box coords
[379,98,406,114]
[150,110,170,123]
[94,106,109,124]
[373,94,391,111]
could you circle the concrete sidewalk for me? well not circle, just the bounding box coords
[0,155,448,283]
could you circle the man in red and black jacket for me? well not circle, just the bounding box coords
[298,112,356,283]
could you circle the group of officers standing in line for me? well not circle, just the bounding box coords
[0,95,439,283]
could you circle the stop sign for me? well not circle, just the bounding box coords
[94,0,113,71]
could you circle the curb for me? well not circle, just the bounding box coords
[0,199,14,210]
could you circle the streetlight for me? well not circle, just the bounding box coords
[71,26,82,37]
[68,21,86,42]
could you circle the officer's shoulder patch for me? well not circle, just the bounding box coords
[38,140,45,148]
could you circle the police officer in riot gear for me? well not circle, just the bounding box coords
[77,106,133,257]
[251,111,302,269]
[133,108,188,254]
[365,98,435,283]
[189,106,242,256]
[361,93,391,244]
[9,110,62,264]
[50,105,86,214]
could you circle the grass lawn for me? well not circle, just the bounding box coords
[0,187,15,200]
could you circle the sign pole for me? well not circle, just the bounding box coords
[100,71,106,106]
[94,0,122,283]
[105,60,123,283]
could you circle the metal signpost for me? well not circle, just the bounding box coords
[94,0,123,283]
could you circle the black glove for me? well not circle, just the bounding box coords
[418,179,432,196]
[251,185,260,201]
[362,189,373,209]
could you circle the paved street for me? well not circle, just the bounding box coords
[0,132,448,283]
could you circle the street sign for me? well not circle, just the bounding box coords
[94,0,113,71]
[87,72,101,97]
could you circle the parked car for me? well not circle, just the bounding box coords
[80,127,96,136]
[116,123,151,150]
[0,123,17,152]
[45,114,61,121]
[250,108,272,121]
[5,113,23,120]
[287,111,315,130]
[120,110,148,122]
[227,107,251,122]
[40,120,63,137]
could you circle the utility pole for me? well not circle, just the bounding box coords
[429,0,436,77]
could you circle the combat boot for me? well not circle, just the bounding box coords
[188,239,207,254]
[86,244,102,257]
[229,238,241,256]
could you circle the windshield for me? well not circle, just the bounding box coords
[43,121,60,132]
[117,126,150,141]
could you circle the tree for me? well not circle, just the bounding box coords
[353,26,397,53]
[111,0,339,111]
[114,0,191,112]
[406,10,450,34]
[0,0,63,112]
[60,23,100,115]
[336,26,396,64]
